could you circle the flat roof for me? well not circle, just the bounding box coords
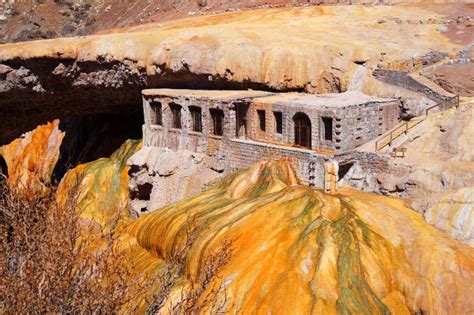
[142,89,396,108]
[142,89,273,101]
[252,91,396,109]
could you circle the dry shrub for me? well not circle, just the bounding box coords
[170,237,233,314]
[0,175,233,314]
[146,218,233,314]
[0,175,150,313]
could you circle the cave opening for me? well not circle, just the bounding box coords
[0,58,314,186]
[52,112,143,181]
[0,155,8,178]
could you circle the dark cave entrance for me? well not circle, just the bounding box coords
[0,58,314,185]
[52,112,143,181]
[0,155,8,178]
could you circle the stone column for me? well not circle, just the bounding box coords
[323,160,339,194]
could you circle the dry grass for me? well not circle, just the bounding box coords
[0,175,232,314]
[146,217,233,314]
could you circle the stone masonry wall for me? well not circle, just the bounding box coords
[335,101,399,151]
[229,138,329,187]
[141,90,400,189]
[373,69,455,102]
[246,99,399,152]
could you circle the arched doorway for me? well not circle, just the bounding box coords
[294,113,311,149]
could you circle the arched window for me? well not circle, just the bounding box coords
[293,112,311,149]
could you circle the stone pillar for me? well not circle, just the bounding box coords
[323,160,339,194]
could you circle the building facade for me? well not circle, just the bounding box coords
[140,88,400,187]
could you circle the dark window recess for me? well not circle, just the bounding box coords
[130,183,153,201]
[189,106,202,132]
[151,102,162,125]
[210,109,224,136]
[274,111,283,134]
[338,162,354,180]
[170,103,182,129]
[236,103,248,137]
[257,110,266,132]
[321,117,333,141]
[293,112,311,149]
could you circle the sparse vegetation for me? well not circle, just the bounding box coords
[0,175,232,314]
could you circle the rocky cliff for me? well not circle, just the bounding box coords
[0,119,64,194]
[344,99,474,245]
[1,3,472,144]
[57,139,141,226]
[127,147,223,215]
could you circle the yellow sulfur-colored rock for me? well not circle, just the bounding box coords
[57,139,142,227]
[127,159,474,314]
[0,5,463,94]
[0,120,64,194]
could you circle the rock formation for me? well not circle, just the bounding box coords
[0,2,472,311]
[127,147,223,215]
[3,120,473,312]
[425,186,474,247]
[127,159,474,314]
[57,139,141,226]
[0,119,64,194]
[1,3,472,144]
[2,1,471,44]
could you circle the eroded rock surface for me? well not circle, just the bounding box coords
[127,159,474,314]
[127,147,223,215]
[58,139,141,226]
[0,4,470,144]
[2,1,471,44]
[0,119,64,194]
[425,186,474,247]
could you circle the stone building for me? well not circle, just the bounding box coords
[138,88,399,187]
